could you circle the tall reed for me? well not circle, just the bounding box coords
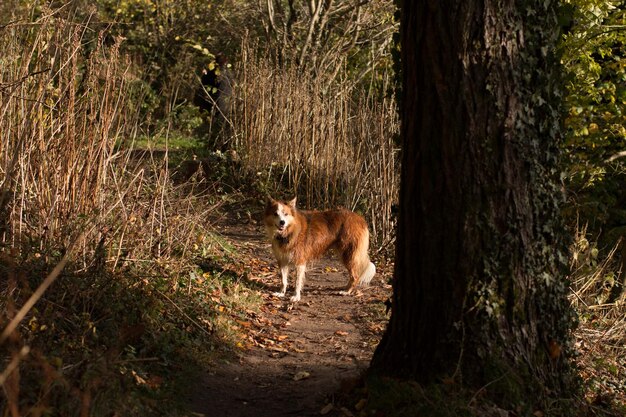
[0,10,128,254]
[0,9,214,268]
[233,43,400,249]
[0,9,222,414]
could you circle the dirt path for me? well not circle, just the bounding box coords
[186,217,391,417]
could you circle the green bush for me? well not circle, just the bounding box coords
[561,0,626,245]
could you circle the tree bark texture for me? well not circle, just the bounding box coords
[372,0,575,401]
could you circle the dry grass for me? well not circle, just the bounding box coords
[1,8,128,253]
[0,8,227,414]
[0,7,218,274]
[569,227,626,415]
[232,42,400,250]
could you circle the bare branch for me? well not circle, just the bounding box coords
[299,0,324,66]
[266,0,278,34]
[605,150,626,163]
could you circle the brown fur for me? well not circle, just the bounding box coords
[264,197,375,301]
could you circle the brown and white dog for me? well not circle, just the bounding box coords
[264,197,376,302]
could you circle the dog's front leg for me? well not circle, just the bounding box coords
[273,264,289,297]
[290,264,306,302]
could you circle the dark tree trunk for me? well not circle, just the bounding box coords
[371,0,576,403]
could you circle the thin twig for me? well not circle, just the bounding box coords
[0,251,73,345]
[0,346,30,385]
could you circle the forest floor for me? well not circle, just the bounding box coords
[185,207,393,417]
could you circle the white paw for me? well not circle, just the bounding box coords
[289,294,301,302]
[339,290,352,296]
[273,291,285,298]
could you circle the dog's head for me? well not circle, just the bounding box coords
[264,197,297,234]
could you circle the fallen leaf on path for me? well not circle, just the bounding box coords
[268,345,289,353]
[131,370,147,385]
[145,375,163,389]
[368,323,385,333]
[340,407,355,417]
[335,330,349,336]
[320,403,334,415]
[354,398,367,411]
[442,376,455,385]
[293,371,310,381]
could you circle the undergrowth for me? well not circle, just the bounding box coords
[0,8,261,415]
[0,242,260,415]
[569,227,626,416]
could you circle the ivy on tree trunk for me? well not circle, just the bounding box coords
[371,0,577,407]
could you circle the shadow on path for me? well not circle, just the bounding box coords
[187,221,391,417]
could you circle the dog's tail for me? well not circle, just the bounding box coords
[358,261,376,287]
[356,228,376,287]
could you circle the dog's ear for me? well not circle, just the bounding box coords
[266,197,276,209]
[287,197,297,208]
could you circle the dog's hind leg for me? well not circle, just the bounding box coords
[339,250,359,296]
[273,264,289,297]
[290,264,306,302]
[339,266,359,296]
